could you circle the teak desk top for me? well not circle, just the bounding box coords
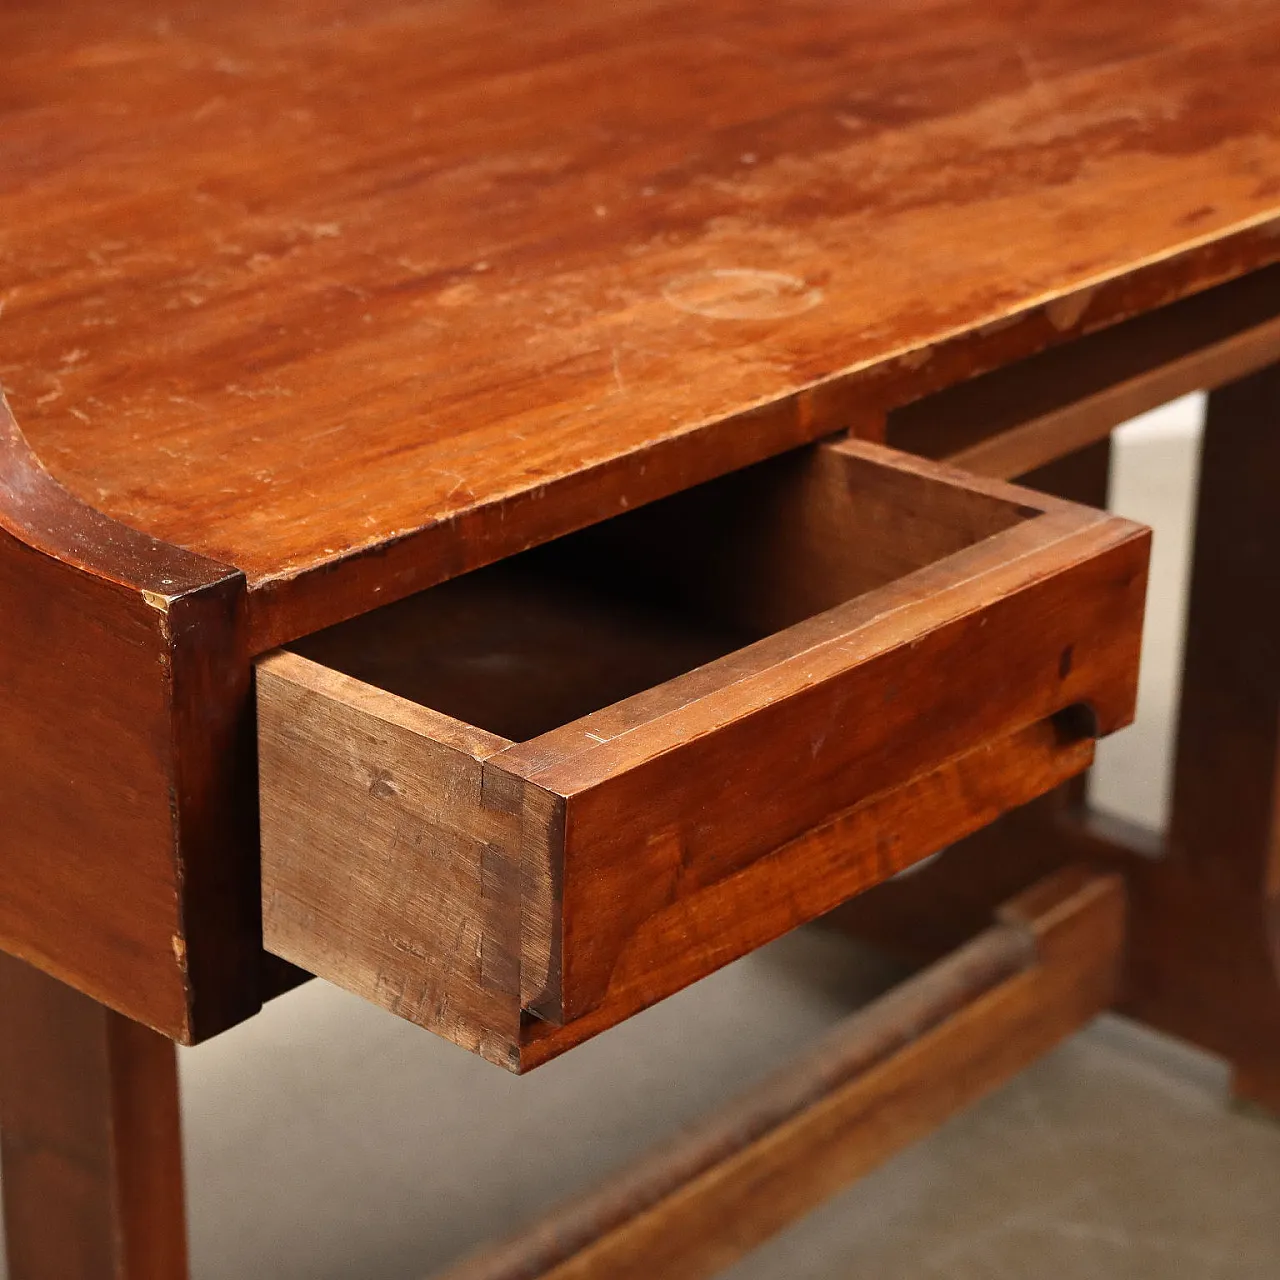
[0,0,1276,1044]
[3,0,1279,644]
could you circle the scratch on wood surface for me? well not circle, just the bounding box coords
[1015,41,1054,107]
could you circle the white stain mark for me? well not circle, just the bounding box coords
[662,269,823,320]
[397,255,433,274]
[192,96,227,122]
[224,382,294,400]
[437,280,481,307]
[898,346,933,370]
[1045,287,1096,332]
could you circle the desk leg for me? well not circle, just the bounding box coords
[833,370,1280,1113]
[0,952,189,1280]
[1122,363,1280,1113]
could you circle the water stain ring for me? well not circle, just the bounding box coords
[662,268,823,320]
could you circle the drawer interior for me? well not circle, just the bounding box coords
[292,443,1037,743]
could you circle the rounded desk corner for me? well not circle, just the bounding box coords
[0,389,243,599]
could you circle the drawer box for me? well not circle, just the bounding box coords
[258,438,1149,1070]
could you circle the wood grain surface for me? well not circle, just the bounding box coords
[2,0,1273,1038]
[1,0,1277,645]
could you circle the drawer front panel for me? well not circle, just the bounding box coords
[505,521,1145,1021]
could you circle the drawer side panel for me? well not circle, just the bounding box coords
[258,652,525,1069]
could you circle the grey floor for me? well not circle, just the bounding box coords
[4,397,1279,1278]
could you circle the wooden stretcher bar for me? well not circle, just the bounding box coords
[436,866,1124,1280]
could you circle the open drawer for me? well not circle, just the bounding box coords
[258,438,1149,1071]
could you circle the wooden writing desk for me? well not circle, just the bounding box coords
[1,1,1277,1275]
